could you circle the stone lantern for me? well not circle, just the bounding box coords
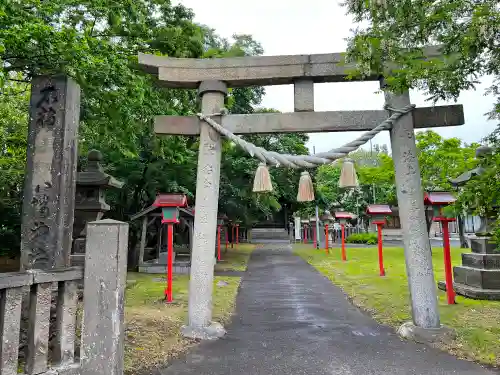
[71,150,124,266]
[320,211,335,226]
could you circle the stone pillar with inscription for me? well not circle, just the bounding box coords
[71,150,124,267]
[20,75,81,271]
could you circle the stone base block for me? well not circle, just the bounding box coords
[437,281,448,292]
[453,266,500,289]
[181,322,226,340]
[462,253,500,269]
[470,237,497,254]
[453,282,500,301]
[397,322,455,345]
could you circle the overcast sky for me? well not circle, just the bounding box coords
[176,0,497,154]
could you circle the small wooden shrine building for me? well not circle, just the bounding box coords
[130,194,194,273]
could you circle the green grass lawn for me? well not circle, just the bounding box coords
[294,244,500,367]
[124,244,255,374]
[124,273,241,374]
[215,243,256,272]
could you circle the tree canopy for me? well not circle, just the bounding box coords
[0,0,308,256]
[343,0,500,120]
[1,0,499,257]
[343,0,499,242]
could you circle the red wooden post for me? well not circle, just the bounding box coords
[341,223,346,261]
[325,224,329,253]
[236,225,239,246]
[442,219,456,304]
[217,225,222,261]
[165,223,174,302]
[231,224,234,248]
[423,192,458,305]
[155,193,187,303]
[225,226,228,250]
[377,223,385,276]
[313,226,317,248]
[366,205,393,276]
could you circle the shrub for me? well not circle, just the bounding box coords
[346,232,378,245]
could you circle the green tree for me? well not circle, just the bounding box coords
[415,130,479,237]
[314,152,395,228]
[343,0,500,119]
[0,79,28,256]
[0,0,310,257]
[416,130,479,191]
[457,130,500,244]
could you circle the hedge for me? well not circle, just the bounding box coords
[345,232,378,245]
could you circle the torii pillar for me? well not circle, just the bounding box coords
[186,80,227,338]
[138,47,465,338]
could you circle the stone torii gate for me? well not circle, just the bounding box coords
[139,47,464,339]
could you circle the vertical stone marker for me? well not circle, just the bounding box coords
[20,75,81,270]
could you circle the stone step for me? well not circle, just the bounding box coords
[252,231,289,236]
[453,265,500,289]
[252,235,290,240]
[252,228,288,233]
[447,281,500,301]
[251,228,290,243]
[138,261,191,274]
[462,253,500,269]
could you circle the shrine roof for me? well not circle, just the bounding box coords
[153,194,187,207]
[334,211,355,219]
[366,204,392,215]
[129,202,193,221]
[424,191,456,205]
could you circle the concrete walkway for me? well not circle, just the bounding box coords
[158,244,496,375]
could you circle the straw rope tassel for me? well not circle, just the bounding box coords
[297,171,315,202]
[339,158,359,188]
[253,162,273,192]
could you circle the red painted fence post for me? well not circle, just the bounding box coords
[442,219,456,304]
[341,223,346,261]
[377,223,385,276]
[325,224,329,253]
[225,226,228,250]
[165,223,174,302]
[217,225,221,261]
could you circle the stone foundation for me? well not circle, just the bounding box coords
[440,237,500,300]
[470,237,497,253]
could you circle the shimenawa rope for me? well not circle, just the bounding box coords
[196,104,415,169]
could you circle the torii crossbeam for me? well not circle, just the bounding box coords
[139,47,464,339]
